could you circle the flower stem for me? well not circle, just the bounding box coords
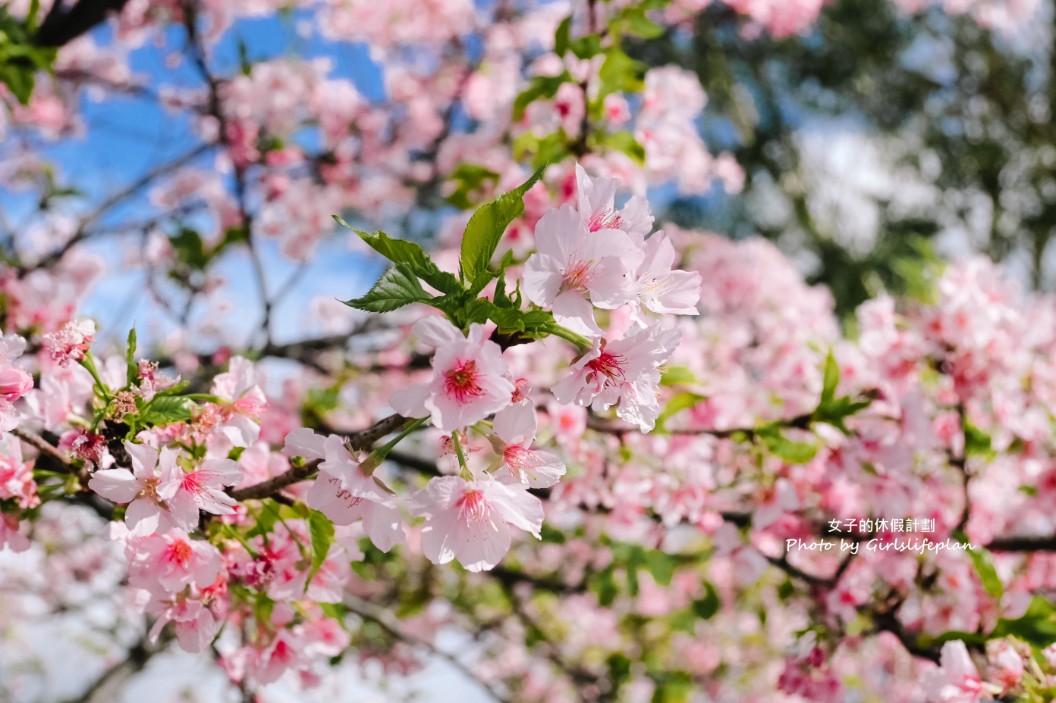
[363,416,428,474]
[451,430,472,480]
[80,351,112,403]
[549,324,593,351]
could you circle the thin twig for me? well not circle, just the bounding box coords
[343,594,512,703]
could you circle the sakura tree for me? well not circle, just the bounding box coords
[2,0,1056,702]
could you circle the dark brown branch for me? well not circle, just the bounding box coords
[36,0,130,47]
[62,629,166,703]
[987,535,1056,552]
[229,414,409,501]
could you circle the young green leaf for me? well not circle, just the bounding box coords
[513,72,573,120]
[554,15,572,55]
[758,425,818,464]
[306,509,335,589]
[334,219,462,295]
[139,396,195,426]
[459,168,544,287]
[344,263,431,313]
[126,327,138,386]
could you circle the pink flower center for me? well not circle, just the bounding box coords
[562,259,595,291]
[588,208,623,232]
[457,488,491,524]
[165,539,193,566]
[181,471,203,495]
[444,360,485,404]
[504,445,533,470]
[586,351,626,383]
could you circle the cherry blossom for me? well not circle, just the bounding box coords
[390,318,515,431]
[88,442,182,535]
[490,402,566,489]
[156,455,243,529]
[411,475,544,572]
[523,203,642,336]
[553,323,681,431]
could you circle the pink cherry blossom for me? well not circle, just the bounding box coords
[41,318,96,367]
[922,640,985,703]
[156,456,243,529]
[125,527,223,596]
[0,435,36,509]
[523,204,642,337]
[553,324,681,431]
[88,442,182,535]
[574,163,655,240]
[390,317,514,432]
[210,356,268,447]
[627,231,703,320]
[491,402,566,488]
[410,475,543,572]
[304,432,404,551]
[0,513,29,552]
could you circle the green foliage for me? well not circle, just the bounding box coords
[337,220,462,295]
[125,327,138,386]
[459,168,543,287]
[344,263,431,313]
[929,597,1056,651]
[690,581,720,620]
[957,535,1003,602]
[137,396,195,426]
[513,130,571,169]
[445,163,501,210]
[593,130,647,164]
[513,72,573,120]
[306,509,335,588]
[963,421,994,459]
[654,391,705,432]
[596,47,646,102]
[810,351,872,434]
[757,424,818,464]
[0,4,56,105]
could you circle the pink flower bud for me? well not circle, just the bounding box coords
[0,366,32,402]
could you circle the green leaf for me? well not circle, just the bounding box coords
[596,48,645,101]
[964,421,993,458]
[623,12,664,38]
[140,396,194,425]
[594,130,646,164]
[554,15,572,55]
[170,228,209,270]
[569,35,603,60]
[513,130,571,170]
[513,72,573,120]
[125,327,138,386]
[0,8,56,105]
[588,567,619,607]
[821,350,839,405]
[335,220,462,295]
[445,163,501,210]
[660,366,697,386]
[959,536,1003,601]
[643,550,676,586]
[691,582,720,619]
[344,263,431,313]
[655,392,704,432]
[459,169,543,287]
[306,509,335,589]
[319,602,348,621]
[992,597,1056,647]
[758,425,818,464]
[247,499,282,539]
